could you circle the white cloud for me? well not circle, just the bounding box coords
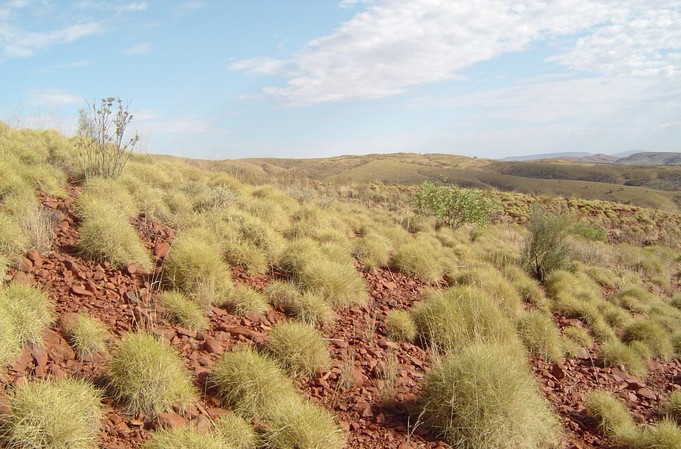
[25,89,82,106]
[125,42,152,54]
[232,0,681,105]
[117,2,147,13]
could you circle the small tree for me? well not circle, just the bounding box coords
[76,97,139,179]
[522,206,572,282]
[410,181,497,229]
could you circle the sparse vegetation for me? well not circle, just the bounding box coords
[523,206,572,282]
[1,378,102,449]
[108,333,196,416]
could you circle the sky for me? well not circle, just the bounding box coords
[1,0,680,160]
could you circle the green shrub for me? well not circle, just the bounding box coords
[2,379,102,449]
[267,322,331,377]
[211,347,298,420]
[622,319,674,360]
[146,427,227,449]
[108,333,195,416]
[0,283,54,345]
[522,206,572,282]
[384,310,417,342]
[584,390,636,439]
[161,291,209,331]
[600,340,648,378]
[64,313,109,357]
[420,343,560,449]
[78,200,151,270]
[215,413,258,449]
[412,287,517,353]
[571,222,607,242]
[263,397,345,449]
[222,285,269,316]
[392,242,443,283]
[517,311,564,362]
[410,181,497,229]
[164,230,233,308]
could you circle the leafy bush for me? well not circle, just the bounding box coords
[266,322,331,377]
[522,206,572,282]
[517,311,564,362]
[63,313,109,357]
[384,310,417,342]
[161,290,209,331]
[0,283,54,345]
[75,97,138,179]
[412,287,517,353]
[410,181,497,229]
[108,333,195,416]
[420,343,560,449]
[2,379,102,449]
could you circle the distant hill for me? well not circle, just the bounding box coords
[614,152,681,166]
[503,152,598,161]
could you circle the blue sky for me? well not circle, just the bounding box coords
[1,0,680,160]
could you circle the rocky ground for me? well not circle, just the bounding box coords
[1,186,679,449]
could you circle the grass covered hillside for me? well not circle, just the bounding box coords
[1,122,681,449]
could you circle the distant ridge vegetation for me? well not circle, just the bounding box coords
[615,152,681,166]
[202,152,681,212]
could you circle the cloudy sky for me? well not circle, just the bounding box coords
[1,0,680,159]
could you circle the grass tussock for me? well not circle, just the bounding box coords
[211,346,298,420]
[420,343,561,449]
[146,426,228,449]
[600,340,648,378]
[392,242,443,283]
[412,287,518,353]
[266,281,302,315]
[449,264,523,318]
[298,291,336,326]
[353,232,393,272]
[562,325,593,356]
[222,285,269,316]
[108,333,195,416]
[161,291,209,331]
[164,230,233,308]
[215,413,259,449]
[584,390,636,439]
[263,397,345,449]
[0,283,54,346]
[266,321,331,377]
[517,311,564,363]
[0,312,21,368]
[666,391,681,423]
[1,378,102,449]
[78,200,152,270]
[279,238,368,310]
[63,313,109,357]
[0,212,29,256]
[622,319,674,360]
[628,419,681,449]
[384,310,417,342]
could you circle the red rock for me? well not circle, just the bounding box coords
[125,262,140,275]
[26,249,41,266]
[11,348,33,373]
[31,346,48,372]
[203,338,223,355]
[16,256,33,272]
[48,364,67,379]
[191,415,211,431]
[11,271,32,285]
[177,327,197,338]
[550,363,566,380]
[156,412,186,429]
[154,242,170,258]
[60,312,80,333]
[71,284,93,296]
[352,368,366,388]
[637,387,656,400]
